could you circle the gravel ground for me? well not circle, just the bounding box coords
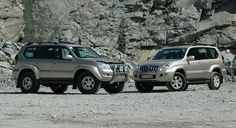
[0,83,236,128]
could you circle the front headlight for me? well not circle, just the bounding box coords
[159,63,172,71]
[98,63,112,71]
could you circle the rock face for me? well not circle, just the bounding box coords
[1,0,236,88]
[22,0,236,57]
[0,0,24,43]
[0,42,23,88]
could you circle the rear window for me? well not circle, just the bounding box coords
[23,47,37,59]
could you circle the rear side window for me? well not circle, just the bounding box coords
[36,46,54,59]
[23,47,37,59]
[207,48,218,59]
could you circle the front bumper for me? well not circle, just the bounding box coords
[132,69,175,82]
[98,69,129,84]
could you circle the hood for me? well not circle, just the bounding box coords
[140,59,176,66]
[81,58,124,64]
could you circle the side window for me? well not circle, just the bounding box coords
[23,47,37,59]
[54,46,71,59]
[54,47,61,59]
[207,48,219,59]
[187,48,200,60]
[61,47,71,59]
[37,46,55,59]
[198,48,208,60]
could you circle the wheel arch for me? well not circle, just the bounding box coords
[73,68,101,89]
[175,68,186,77]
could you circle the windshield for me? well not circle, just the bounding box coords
[71,47,101,58]
[153,48,187,60]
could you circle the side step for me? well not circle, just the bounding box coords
[187,80,210,85]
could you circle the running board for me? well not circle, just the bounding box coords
[187,80,210,85]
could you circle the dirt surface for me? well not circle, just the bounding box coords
[0,83,236,128]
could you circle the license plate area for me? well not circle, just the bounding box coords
[140,74,155,79]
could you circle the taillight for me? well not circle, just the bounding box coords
[222,55,225,63]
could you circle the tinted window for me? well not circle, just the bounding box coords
[23,47,37,59]
[187,47,219,60]
[198,48,208,60]
[153,48,187,60]
[37,46,72,59]
[207,48,218,59]
[54,47,71,59]
[37,46,54,59]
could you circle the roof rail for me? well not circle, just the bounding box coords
[192,43,216,46]
[58,41,75,44]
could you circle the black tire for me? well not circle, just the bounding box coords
[50,85,68,94]
[208,72,221,90]
[167,72,187,91]
[103,82,124,94]
[18,72,40,93]
[183,84,189,91]
[77,71,101,94]
[135,82,154,93]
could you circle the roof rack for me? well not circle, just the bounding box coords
[25,42,59,45]
[192,43,216,46]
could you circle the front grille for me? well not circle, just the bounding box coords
[140,65,159,72]
[109,64,125,72]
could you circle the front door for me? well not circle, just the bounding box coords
[50,46,76,79]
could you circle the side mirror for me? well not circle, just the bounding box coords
[64,55,73,60]
[187,56,195,61]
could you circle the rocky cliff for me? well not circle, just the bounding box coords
[22,0,236,57]
[0,0,24,43]
[1,0,236,87]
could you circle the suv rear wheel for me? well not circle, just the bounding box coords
[19,72,40,93]
[135,82,154,93]
[208,72,221,90]
[77,71,101,94]
[167,72,186,91]
[50,85,68,94]
[103,82,124,94]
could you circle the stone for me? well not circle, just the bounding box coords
[0,50,7,61]
[0,61,10,69]
[0,0,24,43]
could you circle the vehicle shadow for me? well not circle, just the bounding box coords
[0,89,196,95]
[121,89,169,94]
[0,91,108,95]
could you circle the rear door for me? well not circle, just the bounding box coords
[196,48,212,79]
[36,46,55,78]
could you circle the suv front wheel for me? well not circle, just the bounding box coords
[77,71,101,94]
[208,72,221,90]
[167,72,187,91]
[103,82,124,94]
[19,72,40,93]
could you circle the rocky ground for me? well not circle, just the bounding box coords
[0,82,236,128]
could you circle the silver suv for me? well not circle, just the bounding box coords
[133,45,226,92]
[13,43,129,94]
